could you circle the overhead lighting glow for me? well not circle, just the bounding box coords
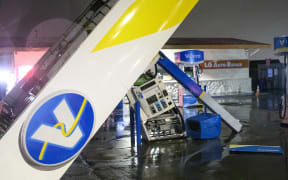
[18,65,33,80]
[0,70,10,83]
[0,70,16,94]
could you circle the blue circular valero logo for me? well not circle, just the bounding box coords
[19,92,94,169]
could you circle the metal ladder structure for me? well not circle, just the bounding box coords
[0,0,118,138]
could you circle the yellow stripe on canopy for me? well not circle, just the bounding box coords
[92,0,199,52]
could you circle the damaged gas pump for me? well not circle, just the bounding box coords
[127,65,186,142]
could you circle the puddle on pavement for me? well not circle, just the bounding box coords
[62,93,288,180]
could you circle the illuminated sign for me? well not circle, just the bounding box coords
[200,60,249,69]
[274,36,288,55]
[175,50,204,64]
[274,36,288,50]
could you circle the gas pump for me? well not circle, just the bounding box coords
[175,50,204,108]
[127,65,186,142]
[175,50,205,120]
[275,36,288,125]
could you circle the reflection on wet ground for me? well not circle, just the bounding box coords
[62,93,288,180]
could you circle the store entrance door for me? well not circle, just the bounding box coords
[257,63,285,91]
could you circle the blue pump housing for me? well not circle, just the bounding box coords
[186,113,221,139]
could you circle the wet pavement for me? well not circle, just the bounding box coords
[62,93,288,180]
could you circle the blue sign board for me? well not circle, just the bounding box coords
[19,93,94,168]
[230,145,283,154]
[175,50,204,64]
[274,36,288,51]
[183,87,198,107]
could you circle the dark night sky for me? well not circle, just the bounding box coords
[0,0,288,59]
[0,0,91,39]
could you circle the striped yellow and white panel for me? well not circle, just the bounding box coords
[0,0,199,179]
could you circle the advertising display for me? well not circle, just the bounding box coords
[200,60,249,69]
[175,50,204,65]
[274,36,288,55]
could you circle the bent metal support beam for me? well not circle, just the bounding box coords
[157,51,242,133]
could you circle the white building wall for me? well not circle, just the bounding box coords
[200,68,249,80]
[162,49,252,95]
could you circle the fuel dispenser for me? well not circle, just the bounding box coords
[175,50,204,108]
[127,67,186,142]
[275,36,288,125]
